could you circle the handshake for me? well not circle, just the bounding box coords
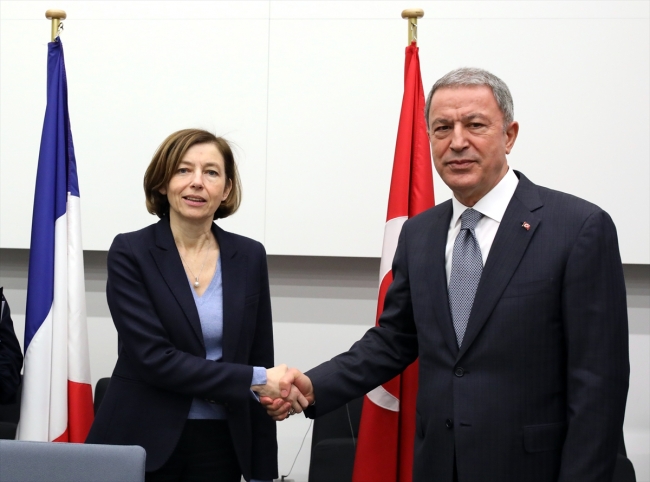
[251,365,315,421]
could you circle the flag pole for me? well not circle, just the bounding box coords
[352,9,433,482]
[401,8,424,45]
[45,9,66,42]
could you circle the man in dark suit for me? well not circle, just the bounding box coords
[0,291,23,404]
[264,68,629,482]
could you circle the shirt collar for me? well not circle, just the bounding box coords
[450,168,519,227]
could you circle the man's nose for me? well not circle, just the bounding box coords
[449,124,469,151]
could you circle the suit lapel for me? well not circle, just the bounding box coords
[457,172,543,359]
[426,201,460,357]
[149,217,205,346]
[213,224,245,363]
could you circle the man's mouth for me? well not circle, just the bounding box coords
[446,159,476,167]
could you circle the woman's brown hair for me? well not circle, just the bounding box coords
[143,129,241,219]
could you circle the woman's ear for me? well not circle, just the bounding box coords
[222,179,232,201]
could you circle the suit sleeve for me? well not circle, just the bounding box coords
[247,245,278,480]
[306,225,419,417]
[106,234,253,406]
[0,295,24,403]
[558,209,629,481]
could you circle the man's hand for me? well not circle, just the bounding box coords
[260,368,315,421]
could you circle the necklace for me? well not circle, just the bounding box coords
[179,245,211,288]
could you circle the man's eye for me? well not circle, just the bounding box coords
[468,123,484,128]
[431,126,450,137]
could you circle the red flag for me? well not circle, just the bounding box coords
[352,42,434,482]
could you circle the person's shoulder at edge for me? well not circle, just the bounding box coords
[109,220,160,246]
[513,170,609,222]
[403,198,453,226]
[211,222,267,255]
[403,170,608,228]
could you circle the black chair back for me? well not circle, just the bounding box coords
[308,396,363,482]
[0,377,21,439]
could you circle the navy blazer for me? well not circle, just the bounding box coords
[0,295,23,404]
[305,172,629,482]
[86,216,277,481]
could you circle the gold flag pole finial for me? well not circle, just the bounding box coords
[401,9,424,46]
[45,9,67,42]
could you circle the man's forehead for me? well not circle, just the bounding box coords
[432,84,495,101]
[430,85,500,115]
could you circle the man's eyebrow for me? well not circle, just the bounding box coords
[430,117,452,127]
[429,113,492,130]
[461,113,489,123]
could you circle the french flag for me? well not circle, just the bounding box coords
[17,38,94,443]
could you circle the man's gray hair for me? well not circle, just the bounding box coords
[424,67,514,132]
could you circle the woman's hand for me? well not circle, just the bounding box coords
[252,364,288,398]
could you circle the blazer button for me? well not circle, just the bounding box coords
[454,367,465,377]
[445,418,454,429]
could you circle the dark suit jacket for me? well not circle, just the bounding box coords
[0,295,23,404]
[86,216,277,481]
[305,172,629,482]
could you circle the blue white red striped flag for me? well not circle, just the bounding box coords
[17,37,94,443]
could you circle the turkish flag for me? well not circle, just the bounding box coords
[352,41,434,482]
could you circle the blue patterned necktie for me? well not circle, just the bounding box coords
[448,208,484,347]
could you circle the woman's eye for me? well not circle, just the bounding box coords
[206,170,218,177]
[178,168,189,174]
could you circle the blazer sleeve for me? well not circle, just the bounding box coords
[558,209,629,481]
[246,245,278,480]
[0,295,24,403]
[106,233,254,406]
[306,226,419,417]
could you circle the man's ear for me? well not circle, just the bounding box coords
[505,121,519,155]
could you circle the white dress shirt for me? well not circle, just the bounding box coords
[445,168,519,284]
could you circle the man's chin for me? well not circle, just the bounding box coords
[442,171,479,190]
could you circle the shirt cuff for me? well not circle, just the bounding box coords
[251,366,267,386]
[250,366,267,402]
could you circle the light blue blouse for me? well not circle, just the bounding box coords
[185,257,270,482]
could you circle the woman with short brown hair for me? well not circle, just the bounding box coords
[87,128,304,482]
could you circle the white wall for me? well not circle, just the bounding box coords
[1,250,649,482]
[1,1,649,480]
[1,1,649,262]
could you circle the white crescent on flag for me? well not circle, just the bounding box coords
[366,215,408,412]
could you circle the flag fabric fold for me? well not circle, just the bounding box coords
[352,42,434,482]
[18,38,94,443]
